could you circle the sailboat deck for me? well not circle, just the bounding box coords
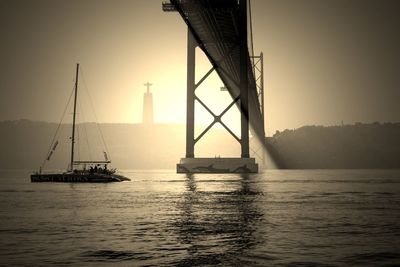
[31,172,130,183]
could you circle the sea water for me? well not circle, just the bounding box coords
[0,169,399,266]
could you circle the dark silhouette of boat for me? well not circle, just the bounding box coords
[31,64,130,183]
[31,170,130,183]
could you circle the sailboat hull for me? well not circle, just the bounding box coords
[31,173,130,183]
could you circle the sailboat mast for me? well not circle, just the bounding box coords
[70,63,79,171]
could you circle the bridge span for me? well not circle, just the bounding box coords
[164,0,266,173]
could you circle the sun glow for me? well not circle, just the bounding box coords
[127,47,242,136]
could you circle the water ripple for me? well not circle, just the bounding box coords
[80,249,151,262]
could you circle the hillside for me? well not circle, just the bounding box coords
[1,120,399,170]
[267,123,400,169]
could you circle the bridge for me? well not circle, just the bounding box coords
[163,0,266,173]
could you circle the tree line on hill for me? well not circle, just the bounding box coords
[265,122,400,169]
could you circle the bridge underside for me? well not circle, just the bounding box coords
[168,0,265,173]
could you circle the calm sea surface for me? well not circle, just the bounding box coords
[0,169,399,266]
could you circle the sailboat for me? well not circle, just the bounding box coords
[31,63,130,183]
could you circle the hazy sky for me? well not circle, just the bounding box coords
[1,0,399,135]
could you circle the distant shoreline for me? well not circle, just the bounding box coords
[266,122,400,169]
[1,120,399,170]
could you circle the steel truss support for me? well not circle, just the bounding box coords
[186,29,196,158]
[185,0,253,160]
[186,29,242,158]
[250,52,265,165]
[239,0,249,158]
[251,52,265,121]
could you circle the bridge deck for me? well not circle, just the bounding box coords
[170,0,264,136]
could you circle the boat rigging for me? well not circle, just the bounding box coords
[31,63,130,183]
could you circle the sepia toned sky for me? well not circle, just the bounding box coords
[0,0,399,135]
